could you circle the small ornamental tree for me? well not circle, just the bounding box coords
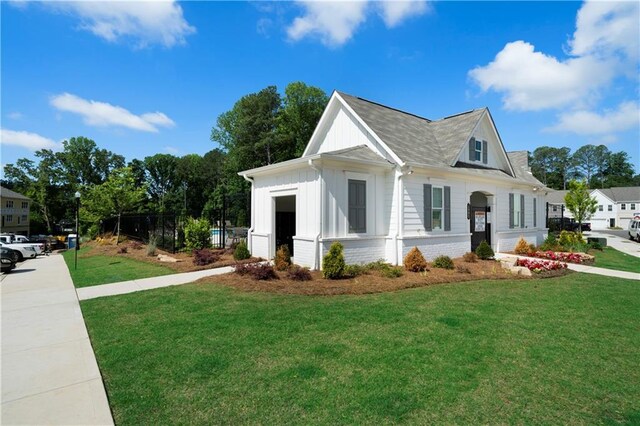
[274,244,292,271]
[322,241,345,279]
[514,237,530,255]
[475,240,494,260]
[184,217,212,251]
[233,240,250,260]
[564,180,597,230]
[404,247,428,272]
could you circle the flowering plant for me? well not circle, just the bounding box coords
[525,250,593,264]
[516,258,567,273]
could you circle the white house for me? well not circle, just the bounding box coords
[547,187,640,230]
[239,91,548,269]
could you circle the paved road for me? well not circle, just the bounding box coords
[587,231,640,258]
[1,255,113,425]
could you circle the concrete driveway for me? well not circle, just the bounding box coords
[588,231,640,258]
[1,255,113,425]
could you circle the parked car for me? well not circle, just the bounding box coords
[0,243,36,261]
[1,248,17,273]
[1,247,20,263]
[0,235,45,255]
[629,217,640,242]
[547,218,591,233]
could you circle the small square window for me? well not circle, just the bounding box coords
[632,203,637,210]
[552,205,557,212]
[598,205,603,211]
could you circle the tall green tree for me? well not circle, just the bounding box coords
[564,180,598,230]
[530,146,573,189]
[59,137,124,186]
[277,82,329,157]
[602,151,635,188]
[571,145,600,185]
[82,167,147,243]
[144,154,179,212]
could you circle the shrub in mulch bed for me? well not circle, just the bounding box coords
[525,250,594,265]
[117,246,128,254]
[234,263,278,280]
[516,258,567,273]
[128,241,143,250]
[432,255,454,270]
[193,249,220,266]
[274,245,292,271]
[287,265,313,281]
[463,252,478,263]
[404,247,428,272]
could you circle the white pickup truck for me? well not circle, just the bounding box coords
[0,235,45,256]
[0,242,37,261]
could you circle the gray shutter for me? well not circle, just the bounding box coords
[424,184,432,231]
[444,186,451,231]
[482,140,488,164]
[533,197,537,227]
[469,137,475,160]
[509,193,514,229]
[520,194,525,228]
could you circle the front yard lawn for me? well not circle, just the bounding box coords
[81,273,640,424]
[592,247,640,273]
[63,248,173,287]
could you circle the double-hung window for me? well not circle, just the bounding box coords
[598,205,603,211]
[608,205,613,211]
[348,179,366,233]
[21,201,28,209]
[509,193,524,228]
[621,203,626,210]
[513,195,521,227]
[6,200,13,208]
[475,140,483,162]
[632,203,637,210]
[432,187,443,230]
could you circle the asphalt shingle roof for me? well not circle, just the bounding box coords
[321,145,393,165]
[598,187,640,202]
[0,186,30,200]
[337,92,543,186]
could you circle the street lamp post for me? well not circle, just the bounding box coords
[74,191,80,270]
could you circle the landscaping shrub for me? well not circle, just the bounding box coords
[234,262,251,276]
[117,246,128,254]
[287,265,313,281]
[248,264,277,280]
[129,240,143,250]
[558,230,584,250]
[344,264,367,277]
[322,242,345,279]
[463,252,478,263]
[381,265,403,278]
[456,265,471,274]
[475,240,494,260]
[403,247,428,272]
[184,217,212,252]
[514,237,530,255]
[539,233,560,252]
[234,241,250,260]
[193,248,219,266]
[274,245,291,271]
[587,241,603,251]
[432,255,454,270]
[146,235,157,257]
[365,259,389,271]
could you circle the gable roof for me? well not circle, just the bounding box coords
[547,190,569,204]
[596,187,640,202]
[0,186,30,200]
[335,92,531,185]
[320,145,393,165]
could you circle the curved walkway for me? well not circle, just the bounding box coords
[1,255,113,425]
[496,253,640,280]
[77,265,236,301]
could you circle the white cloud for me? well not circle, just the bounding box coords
[378,1,429,28]
[546,101,640,136]
[570,1,639,62]
[46,0,195,48]
[286,0,428,47]
[469,1,638,112]
[287,1,368,46]
[50,93,175,133]
[7,112,24,120]
[0,129,60,151]
[469,41,616,111]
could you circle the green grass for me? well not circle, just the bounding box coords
[592,247,640,273]
[81,273,640,424]
[63,248,174,288]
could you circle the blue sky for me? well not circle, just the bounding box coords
[2,1,639,173]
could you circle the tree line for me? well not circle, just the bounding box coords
[529,145,638,190]
[1,82,328,236]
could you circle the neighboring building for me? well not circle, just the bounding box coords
[239,91,548,269]
[547,187,640,230]
[0,186,31,235]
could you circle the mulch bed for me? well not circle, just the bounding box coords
[198,259,568,296]
[78,239,259,273]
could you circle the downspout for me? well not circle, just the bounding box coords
[242,174,254,252]
[308,159,322,270]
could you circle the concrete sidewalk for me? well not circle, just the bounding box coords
[77,265,235,301]
[496,253,640,280]
[588,231,640,258]
[1,255,113,425]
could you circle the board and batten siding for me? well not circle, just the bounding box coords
[250,166,320,266]
[457,115,512,174]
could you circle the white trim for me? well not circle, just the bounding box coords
[399,233,471,240]
[301,93,341,158]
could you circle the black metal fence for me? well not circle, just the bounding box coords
[101,192,250,253]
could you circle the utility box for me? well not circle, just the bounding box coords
[68,234,78,249]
